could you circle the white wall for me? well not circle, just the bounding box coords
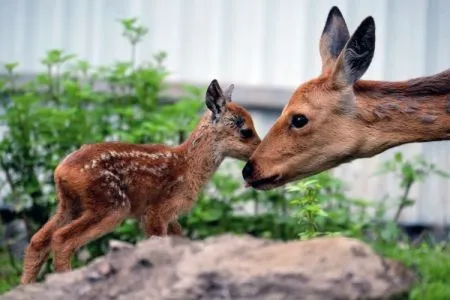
[1,0,450,225]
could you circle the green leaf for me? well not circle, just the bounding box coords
[4,62,19,72]
[400,198,415,207]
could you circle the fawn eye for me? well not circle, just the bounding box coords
[240,128,253,139]
[291,114,309,128]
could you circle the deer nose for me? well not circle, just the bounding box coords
[242,161,254,180]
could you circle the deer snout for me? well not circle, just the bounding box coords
[242,160,254,180]
[242,158,283,190]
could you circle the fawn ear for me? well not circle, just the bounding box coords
[319,6,350,74]
[223,84,234,102]
[332,16,375,87]
[205,79,227,121]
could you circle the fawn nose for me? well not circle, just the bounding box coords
[242,161,254,180]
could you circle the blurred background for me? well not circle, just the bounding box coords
[0,0,450,296]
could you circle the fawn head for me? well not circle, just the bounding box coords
[243,7,376,189]
[205,79,261,160]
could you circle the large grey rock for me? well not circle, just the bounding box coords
[1,235,415,300]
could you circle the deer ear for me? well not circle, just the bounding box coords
[223,84,234,102]
[205,79,227,121]
[319,6,350,74]
[332,16,376,86]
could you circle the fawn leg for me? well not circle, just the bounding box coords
[51,210,126,272]
[21,211,68,284]
[163,198,193,237]
[142,208,169,237]
[168,220,183,236]
[143,199,188,237]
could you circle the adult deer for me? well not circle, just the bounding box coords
[21,79,261,284]
[243,6,450,190]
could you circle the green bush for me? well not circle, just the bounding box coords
[375,243,450,300]
[285,154,450,300]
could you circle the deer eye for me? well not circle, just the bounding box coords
[240,128,253,139]
[291,114,309,128]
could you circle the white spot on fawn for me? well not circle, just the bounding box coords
[100,153,110,160]
[100,170,120,181]
[86,151,173,171]
[91,159,98,168]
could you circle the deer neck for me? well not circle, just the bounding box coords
[354,70,450,157]
[177,112,224,193]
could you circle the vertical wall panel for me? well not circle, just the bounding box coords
[177,0,223,82]
[217,0,267,85]
[141,0,183,78]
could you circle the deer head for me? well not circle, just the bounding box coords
[205,79,261,161]
[243,7,377,189]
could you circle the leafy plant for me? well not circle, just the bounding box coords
[180,171,299,241]
[284,154,450,299]
[288,178,330,239]
[374,242,450,300]
[377,152,450,222]
[119,17,149,68]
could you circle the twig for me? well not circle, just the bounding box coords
[394,181,413,222]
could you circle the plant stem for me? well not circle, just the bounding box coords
[7,70,16,92]
[178,130,186,144]
[394,180,413,223]
[254,191,259,215]
[131,42,137,70]
[55,63,61,99]
[47,64,55,100]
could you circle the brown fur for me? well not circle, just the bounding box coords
[244,7,450,190]
[21,83,260,284]
[354,70,450,98]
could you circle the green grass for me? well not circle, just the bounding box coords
[374,242,450,300]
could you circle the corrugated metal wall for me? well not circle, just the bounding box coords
[1,0,450,225]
